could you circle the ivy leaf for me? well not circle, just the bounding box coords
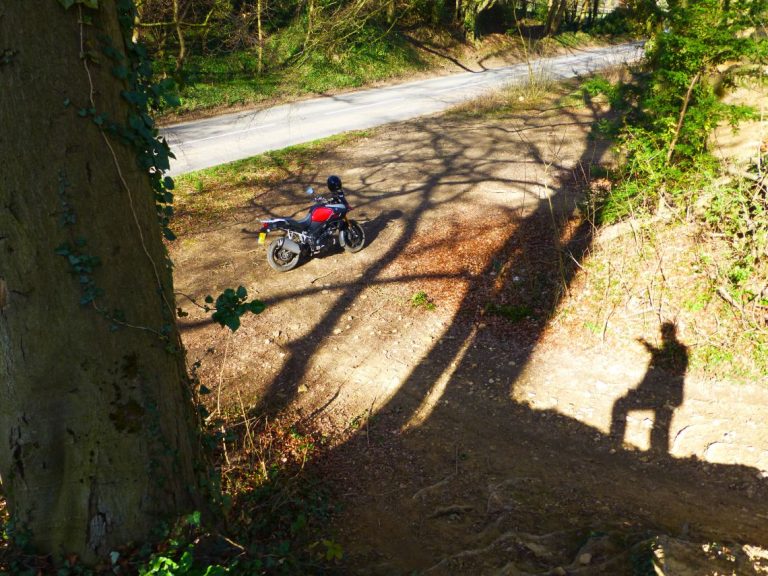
[164,93,181,108]
[111,65,129,79]
[58,0,76,8]
[223,315,240,332]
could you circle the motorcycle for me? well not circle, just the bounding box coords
[258,175,366,272]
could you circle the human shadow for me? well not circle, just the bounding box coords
[610,322,688,453]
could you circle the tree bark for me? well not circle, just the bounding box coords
[386,0,396,24]
[304,0,315,52]
[173,0,187,74]
[257,0,264,74]
[666,71,702,162]
[0,1,203,564]
[545,0,568,35]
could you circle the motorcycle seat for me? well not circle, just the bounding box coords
[283,213,312,232]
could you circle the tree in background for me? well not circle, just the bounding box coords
[133,0,229,74]
[642,0,766,162]
[589,0,766,224]
[617,0,766,202]
[457,0,500,39]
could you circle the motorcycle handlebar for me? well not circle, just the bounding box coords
[313,193,345,204]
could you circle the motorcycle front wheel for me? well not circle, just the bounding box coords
[341,220,365,253]
[267,238,301,272]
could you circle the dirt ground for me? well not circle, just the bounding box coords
[171,95,768,574]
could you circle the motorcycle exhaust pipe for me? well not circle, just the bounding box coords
[280,237,302,254]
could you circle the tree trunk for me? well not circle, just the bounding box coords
[132,0,143,43]
[304,0,315,52]
[257,0,264,74]
[545,0,567,35]
[589,0,601,25]
[462,0,498,40]
[0,1,204,564]
[386,0,396,24]
[173,0,187,74]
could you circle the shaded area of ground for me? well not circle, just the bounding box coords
[172,91,768,574]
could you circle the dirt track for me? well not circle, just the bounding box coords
[172,97,768,574]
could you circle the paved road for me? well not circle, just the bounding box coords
[163,42,644,175]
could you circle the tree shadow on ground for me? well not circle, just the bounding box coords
[401,33,486,73]
[311,123,768,572]
[181,92,768,573]
[239,105,591,413]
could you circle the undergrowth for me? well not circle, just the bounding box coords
[160,25,424,119]
[565,0,767,377]
[159,23,607,122]
[0,415,342,575]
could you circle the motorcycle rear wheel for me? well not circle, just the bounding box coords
[267,238,301,272]
[341,220,365,253]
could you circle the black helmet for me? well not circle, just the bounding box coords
[327,175,342,193]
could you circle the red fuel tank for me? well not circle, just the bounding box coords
[311,207,334,222]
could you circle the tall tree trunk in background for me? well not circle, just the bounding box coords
[462,0,498,41]
[589,0,601,25]
[132,0,144,43]
[576,0,589,26]
[0,1,203,564]
[387,0,396,24]
[304,0,316,52]
[173,0,187,74]
[257,0,265,73]
[545,0,567,34]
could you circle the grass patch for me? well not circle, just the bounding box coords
[172,130,371,236]
[539,30,596,51]
[410,291,436,311]
[159,27,606,122]
[485,302,532,322]
[691,344,736,373]
[449,75,575,119]
[555,213,768,381]
[159,26,426,121]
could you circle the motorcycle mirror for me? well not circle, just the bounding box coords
[306,186,315,196]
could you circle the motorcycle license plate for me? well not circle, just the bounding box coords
[258,232,266,245]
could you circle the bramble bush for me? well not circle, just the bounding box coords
[586,0,766,223]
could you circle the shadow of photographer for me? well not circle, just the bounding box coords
[611,322,689,453]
